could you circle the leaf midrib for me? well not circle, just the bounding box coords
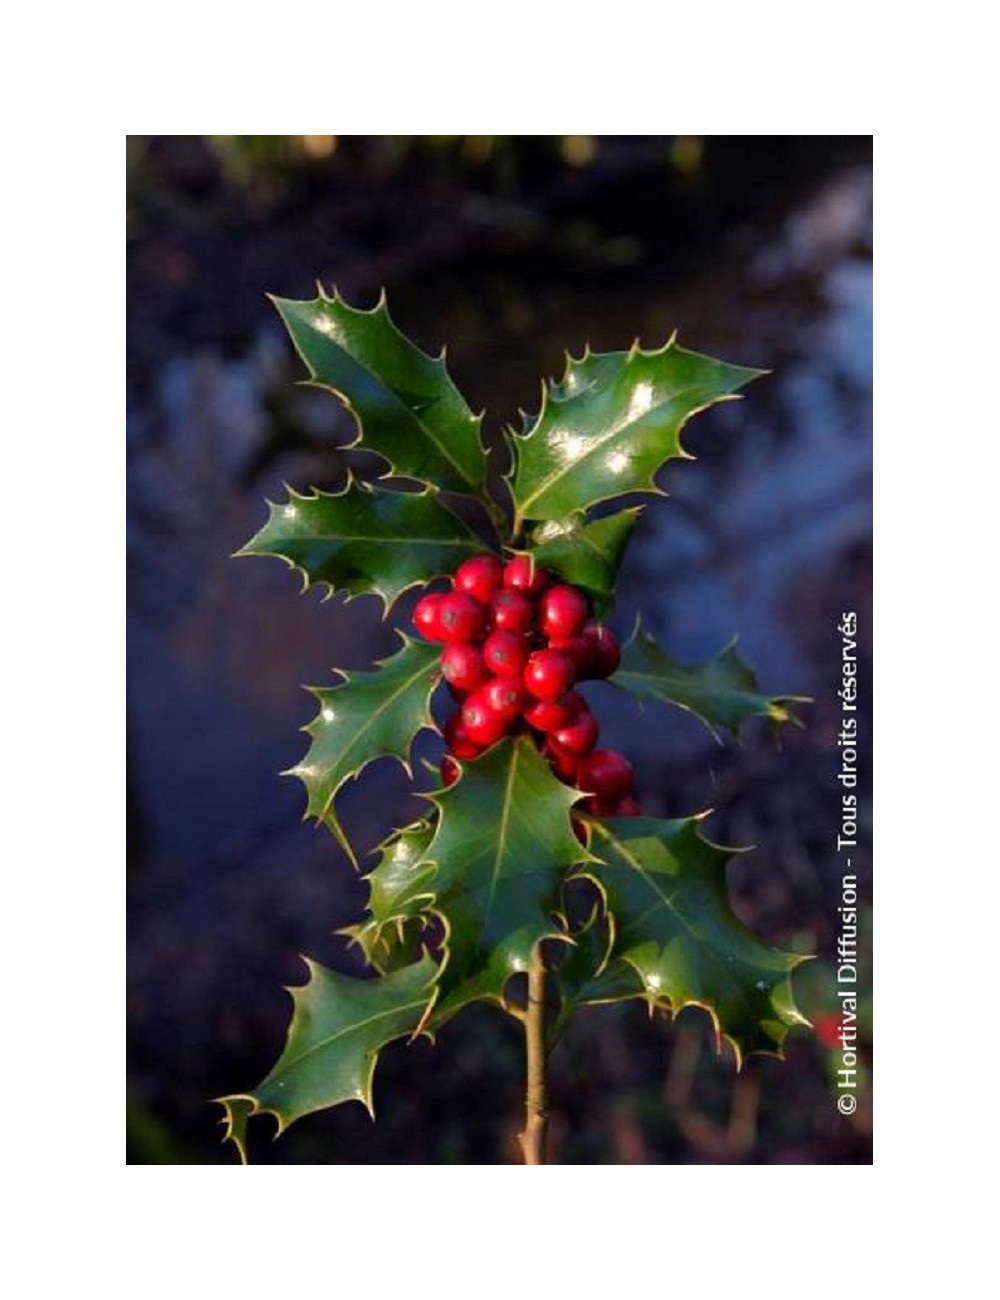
[315,652,437,819]
[305,316,481,493]
[273,998,429,1081]
[591,824,772,1004]
[515,379,715,516]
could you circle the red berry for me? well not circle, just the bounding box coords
[483,630,529,678]
[549,636,595,678]
[578,750,634,803]
[438,592,488,643]
[552,707,599,757]
[571,816,588,846]
[524,649,576,702]
[504,555,549,596]
[461,691,512,746]
[453,555,503,606]
[441,755,461,787]
[441,643,487,694]
[539,584,589,641]
[490,589,535,635]
[482,676,527,722]
[814,1012,842,1050]
[611,796,642,817]
[413,593,445,641]
[523,692,577,733]
[544,739,579,783]
[580,623,620,678]
[444,712,485,760]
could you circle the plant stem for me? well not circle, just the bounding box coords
[519,947,548,1165]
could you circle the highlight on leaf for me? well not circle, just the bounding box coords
[576,814,810,1067]
[286,635,440,866]
[236,476,487,612]
[510,337,764,527]
[219,284,815,1163]
[271,288,490,503]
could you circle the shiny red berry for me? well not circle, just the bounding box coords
[490,588,535,635]
[552,707,599,757]
[544,739,579,783]
[539,584,589,641]
[524,649,575,702]
[413,593,445,641]
[482,676,527,722]
[438,592,488,643]
[523,692,577,733]
[503,555,549,596]
[453,555,504,605]
[461,691,512,746]
[441,755,461,787]
[549,636,595,678]
[444,712,485,761]
[584,796,642,817]
[578,749,634,803]
[483,630,529,678]
[441,643,487,694]
[581,623,621,678]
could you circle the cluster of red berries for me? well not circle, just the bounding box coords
[413,555,641,818]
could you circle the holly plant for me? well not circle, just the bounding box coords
[217,288,810,1164]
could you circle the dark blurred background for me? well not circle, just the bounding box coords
[126,135,872,1164]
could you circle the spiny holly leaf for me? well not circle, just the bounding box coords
[237,478,485,611]
[420,736,590,1025]
[272,289,489,501]
[552,905,645,1040]
[511,340,763,525]
[217,955,438,1163]
[580,815,808,1065]
[342,821,437,972]
[288,637,440,865]
[529,507,641,615]
[614,618,807,741]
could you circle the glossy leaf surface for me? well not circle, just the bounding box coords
[530,507,640,614]
[552,907,644,1038]
[343,821,437,972]
[217,955,437,1163]
[237,479,484,610]
[579,816,808,1064]
[421,736,588,1024]
[288,637,440,863]
[614,618,806,741]
[511,341,763,523]
[273,290,489,500]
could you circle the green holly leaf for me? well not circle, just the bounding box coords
[529,507,641,615]
[552,906,645,1040]
[217,955,438,1163]
[237,478,486,611]
[614,618,807,741]
[511,340,763,525]
[580,815,808,1064]
[272,289,489,501]
[342,821,437,972]
[420,736,589,1025]
[288,637,440,865]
